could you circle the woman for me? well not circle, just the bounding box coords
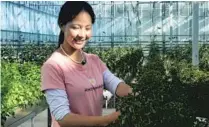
[41,1,132,127]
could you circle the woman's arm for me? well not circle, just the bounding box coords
[115,82,132,97]
[103,69,132,97]
[45,89,120,127]
[58,111,120,127]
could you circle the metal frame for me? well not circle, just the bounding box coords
[192,2,199,66]
[1,1,209,47]
[4,103,47,127]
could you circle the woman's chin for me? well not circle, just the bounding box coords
[72,44,85,50]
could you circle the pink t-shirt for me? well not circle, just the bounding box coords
[41,51,107,127]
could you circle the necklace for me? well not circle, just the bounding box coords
[60,45,96,86]
[60,45,86,65]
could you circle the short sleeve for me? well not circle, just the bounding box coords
[41,62,65,91]
[95,55,108,73]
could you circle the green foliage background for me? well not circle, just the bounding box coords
[1,43,209,126]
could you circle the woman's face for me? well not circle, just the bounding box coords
[63,11,92,50]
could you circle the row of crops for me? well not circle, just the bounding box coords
[1,42,209,127]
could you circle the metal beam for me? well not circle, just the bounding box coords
[192,2,199,66]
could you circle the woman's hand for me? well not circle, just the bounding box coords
[101,111,121,126]
[115,82,133,97]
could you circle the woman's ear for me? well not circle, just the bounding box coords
[61,26,65,33]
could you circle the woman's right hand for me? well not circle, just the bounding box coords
[101,111,121,126]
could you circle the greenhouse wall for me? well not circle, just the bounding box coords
[1,1,208,47]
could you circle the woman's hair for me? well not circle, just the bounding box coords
[57,1,95,48]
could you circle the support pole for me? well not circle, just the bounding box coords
[48,108,51,127]
[192,2,199,66]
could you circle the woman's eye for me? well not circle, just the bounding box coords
[71,26,80,29]
[86,28,91,31]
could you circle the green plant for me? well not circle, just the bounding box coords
[2,43,209,127]
[1,45,18,62]
[1,44,56,65]
[178,65,209,118]
[108,42,208,127]
[114,47,144,83]
[165,44,192,63]
[199,44,209,71]
[1,61,44,126]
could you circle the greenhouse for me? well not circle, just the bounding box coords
[1,1,209,127]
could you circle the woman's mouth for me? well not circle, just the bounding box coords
[73,39,85,44]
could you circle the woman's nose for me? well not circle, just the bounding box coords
[78,29,85,38]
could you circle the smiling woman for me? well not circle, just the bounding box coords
[41,1,132,127]
[59,11,93,52]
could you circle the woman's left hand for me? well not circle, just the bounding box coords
[115,82,133,97]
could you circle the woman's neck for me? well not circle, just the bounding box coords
[60,43,83,62]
